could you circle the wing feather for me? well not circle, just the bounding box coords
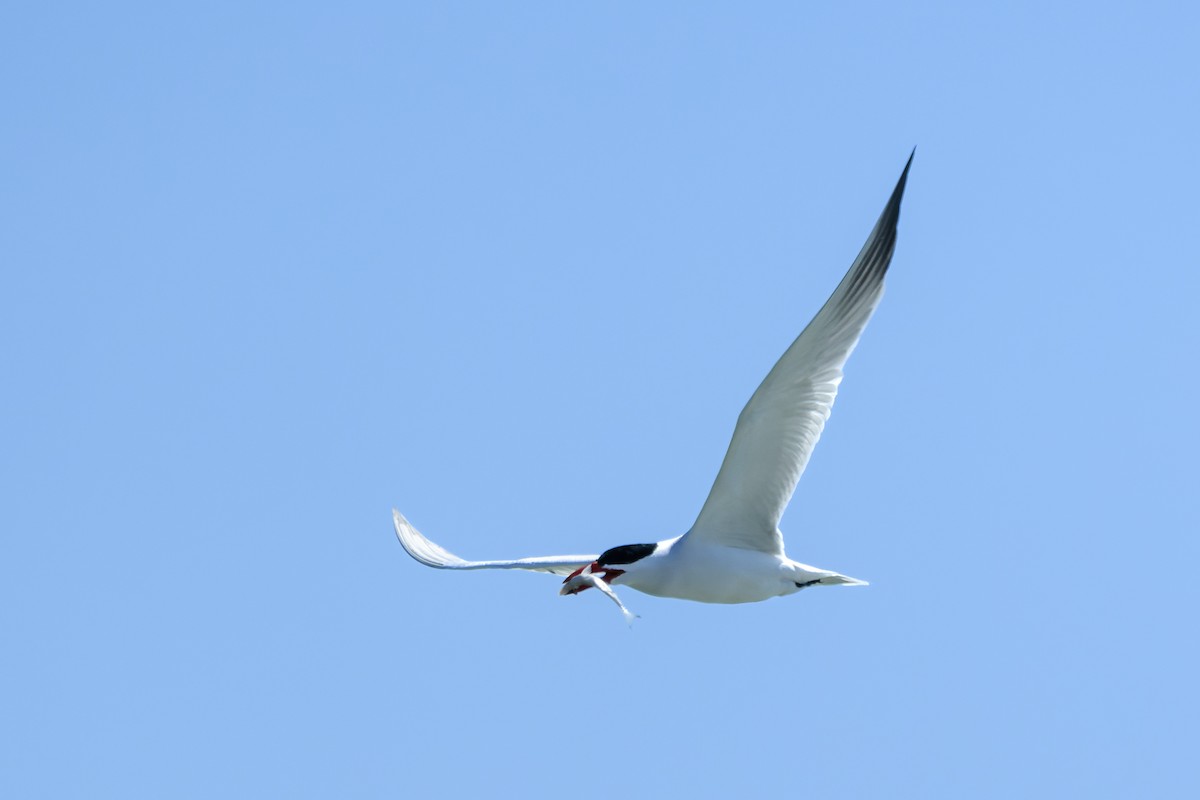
[393,510,597,576]
[683,153,913,554]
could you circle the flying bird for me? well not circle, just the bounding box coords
[394,152,913,618]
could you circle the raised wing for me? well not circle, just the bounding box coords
[683,153,912,555]
[393,510,597,576]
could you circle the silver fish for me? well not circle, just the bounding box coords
[560,569,639,625]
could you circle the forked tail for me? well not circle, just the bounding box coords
[820,573,868,586]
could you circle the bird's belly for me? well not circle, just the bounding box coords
[620,546,795,604]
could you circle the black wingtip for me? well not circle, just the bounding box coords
[865,151,913,248]
[823,150,916,303]
[891,149,915,206]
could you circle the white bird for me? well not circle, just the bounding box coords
[393,152,912,616]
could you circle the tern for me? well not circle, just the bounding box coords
[393,152,912,617]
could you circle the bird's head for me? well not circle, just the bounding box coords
[559,543,657,595]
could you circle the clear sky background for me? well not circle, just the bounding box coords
[4,2,1198,797]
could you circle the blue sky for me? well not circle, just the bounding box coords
[3,2,1198,797]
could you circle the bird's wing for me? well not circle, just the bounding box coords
[682,153,912,555]
[393,510,597,576]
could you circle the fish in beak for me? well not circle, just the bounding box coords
[560,564,638,625]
